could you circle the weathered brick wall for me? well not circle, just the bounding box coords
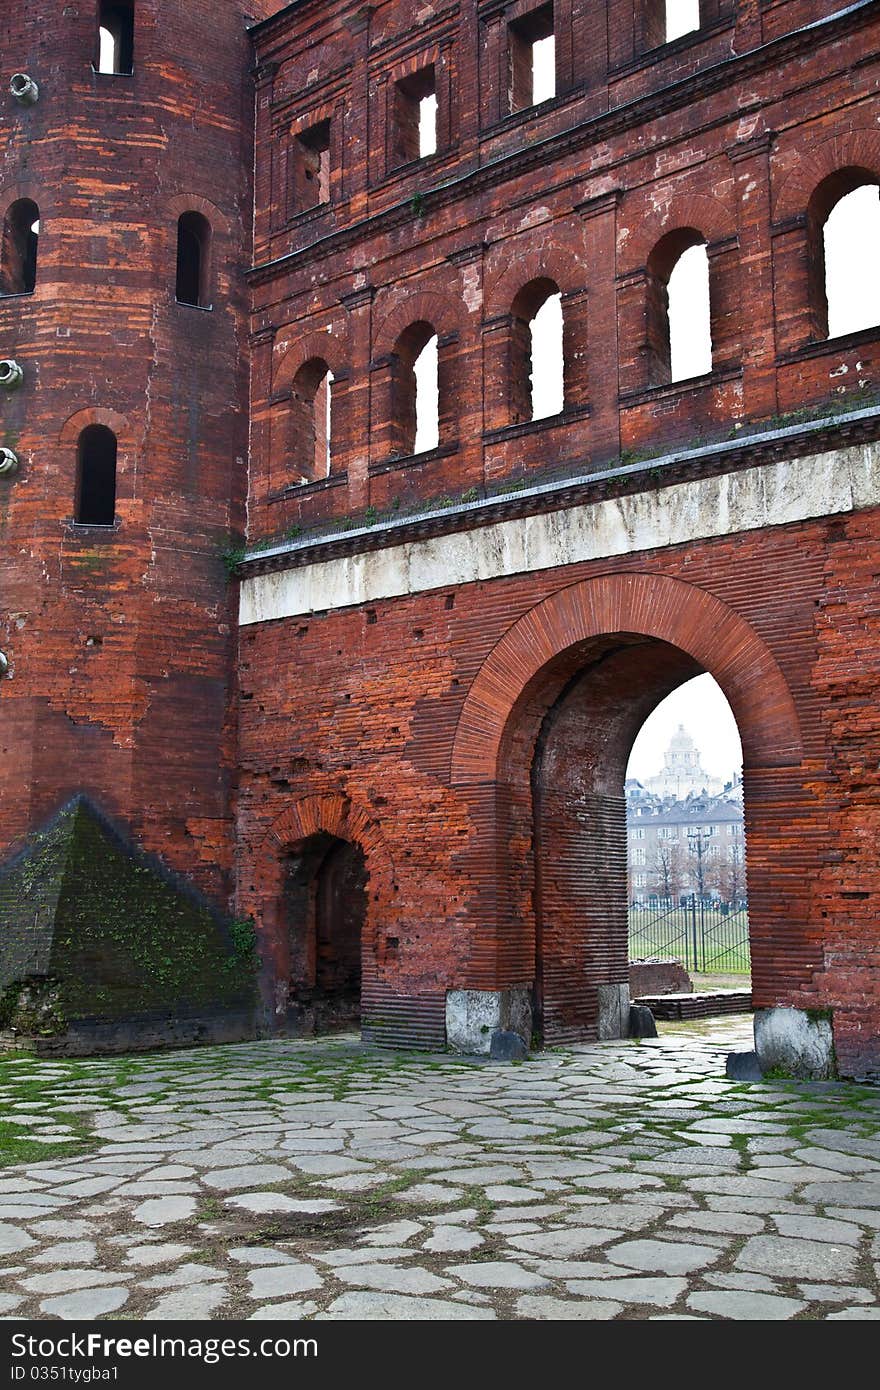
[248,0,880,546]
[0,1,277,906]
[236,502,880,1073]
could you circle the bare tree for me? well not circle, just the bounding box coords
[650,840,684,903]
[718,843,747,906]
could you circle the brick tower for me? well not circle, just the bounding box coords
[0,1,277,1048]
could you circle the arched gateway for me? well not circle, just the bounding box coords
[447,573,812,1055]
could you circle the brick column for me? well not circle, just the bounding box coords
[728,132,778,420]
[251,61,279,255]
[447,244,484,479]
[248,324,277,513]
[578,190,622,464]
[344,5,374,216]
[733,0,763,52]
[480,10,507,127]
[340,286,374,511]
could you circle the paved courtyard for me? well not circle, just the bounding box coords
[0,1016,879,1322]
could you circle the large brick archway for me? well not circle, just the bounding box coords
[451,572,803,786]
[450,572,808,1045]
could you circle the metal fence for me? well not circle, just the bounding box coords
[628,897,750,975]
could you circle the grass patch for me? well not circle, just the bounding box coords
[0,1119,94,1168]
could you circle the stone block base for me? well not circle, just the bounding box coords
[598,983,631,1040]
[754,1006,836,1080]
[445,988,532,1055]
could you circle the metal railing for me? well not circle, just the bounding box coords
[628,896,750,975]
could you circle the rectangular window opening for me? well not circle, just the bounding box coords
[296,120,331,210]
[509,4,555,114]
[394,67,437,166]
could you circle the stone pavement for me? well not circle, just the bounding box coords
[0,1016,879,1322]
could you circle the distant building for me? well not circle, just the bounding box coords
[641,724,726,799]
[627,729,745,903]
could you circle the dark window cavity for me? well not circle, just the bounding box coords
[0,200,39,297]
[175,211,212,308]
[76,425,117,526]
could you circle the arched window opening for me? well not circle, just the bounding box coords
[97,2,134,75]
[391,321,439,457]
[290,358,334,483]
[812,177,880,340]
[175,212,212,308]
[509,4,555,113]
[511,278,564,423]
[646,229,712,386]
[283,833,367,1033]
[394,67,437,164]
[626,673,749,994]
[0,200,39,297]
[76,425,117,527]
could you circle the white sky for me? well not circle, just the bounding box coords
[627,673,742,785]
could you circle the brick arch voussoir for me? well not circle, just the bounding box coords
[621,190,735,273]
[273,326,351,395]
[773,129,880,225]
[392,44,441,82]
[451,573,802,785]
[373,287,463,355]
[484,243,586,319]
[59,407,133,449]
[265,793,395,888]
[0,181,44,214]
[166,194,231,239]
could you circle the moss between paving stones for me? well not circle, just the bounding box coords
[0,797,255,1034]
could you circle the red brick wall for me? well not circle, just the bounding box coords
[248,1,880,544]
[0,1,276,904]
[236,507,880,1074]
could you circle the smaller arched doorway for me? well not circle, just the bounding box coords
[283,832,367,1033]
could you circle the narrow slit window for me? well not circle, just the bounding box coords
[76,426,117,527]
[394,68,437,165]
[509,4,555,114]
[97,2,134,75]
[296,120,331,211]
[0,200,39,297]
[175,212,211,308]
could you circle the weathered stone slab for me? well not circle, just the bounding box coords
[687,1291,805,1320]
[735,1235,858,1282]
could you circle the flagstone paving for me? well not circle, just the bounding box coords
[0,1016,879,1321]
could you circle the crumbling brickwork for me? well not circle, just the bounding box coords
[2,2,880,1074]
[240,0,880,1076]
[0,1,275,906]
